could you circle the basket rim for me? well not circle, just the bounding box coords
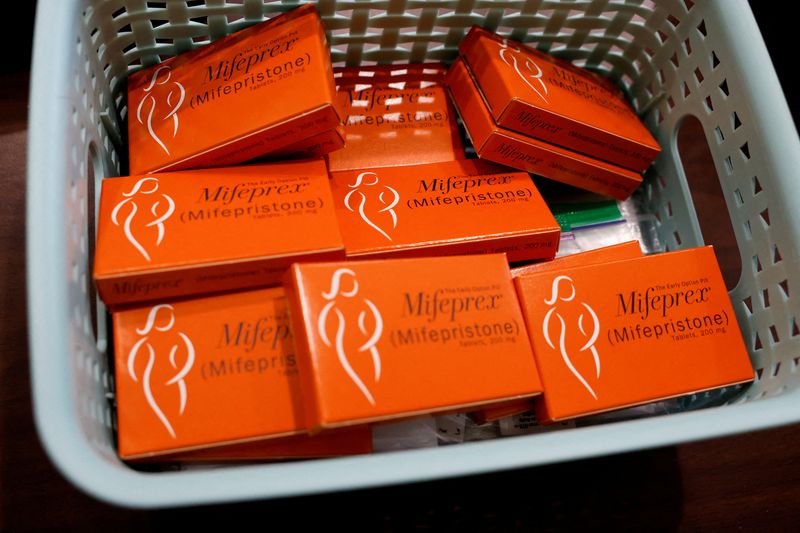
[26,0,800,508]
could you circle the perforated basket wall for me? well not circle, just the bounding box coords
[27,0,800,508]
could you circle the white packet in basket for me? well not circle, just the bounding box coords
[435,413,467,445]
[463,417,502,441]
[372,417,439,452]
[564,201,664,257]
[499,412,576,436]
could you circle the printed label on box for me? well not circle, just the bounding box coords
[330,159,560,261]
[514,247,754,422]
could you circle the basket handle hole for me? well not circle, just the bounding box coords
[676,115,741,290]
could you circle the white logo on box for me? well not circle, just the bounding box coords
[111,177,175,261]
[317,268,383,406]
[542,276,601,399]
[136,65,185,155]
[497,38,549,104]
[343,171,400,241]
[127,304,195,438]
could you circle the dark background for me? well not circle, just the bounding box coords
[3,2,800,531]
[730,4,796,124]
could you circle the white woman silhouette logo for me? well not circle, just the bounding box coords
[316,268,383,406]
[497,38,549,104]
[127,304,195,438]
[136,65,185,155]
[111,177,175,261]
[542,275,601,399]
[343,171,400,241]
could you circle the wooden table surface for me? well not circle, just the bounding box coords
[3,62,800,530]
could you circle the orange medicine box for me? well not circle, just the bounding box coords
[126,4,343,175]
[446,58,643,200]
[93,160,344,307]
[474,241,643,423]
[327,64,464,172]
[458,27,661,173]
[283,254,543,430]
[113,287,324,459]
[329,159,560,262]
[514,246,754,423]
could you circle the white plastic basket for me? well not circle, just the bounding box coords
[27,0,800,508]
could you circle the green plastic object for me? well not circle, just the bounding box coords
[550,201,622,231]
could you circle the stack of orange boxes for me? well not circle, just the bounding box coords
[93,6,753,463]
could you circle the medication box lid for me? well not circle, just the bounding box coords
[127,4,341,174]
[285,254,543,429]
[94,160,344,281]
[329,159,560,261]
[459,27,660,172]
[514,246,754,422]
